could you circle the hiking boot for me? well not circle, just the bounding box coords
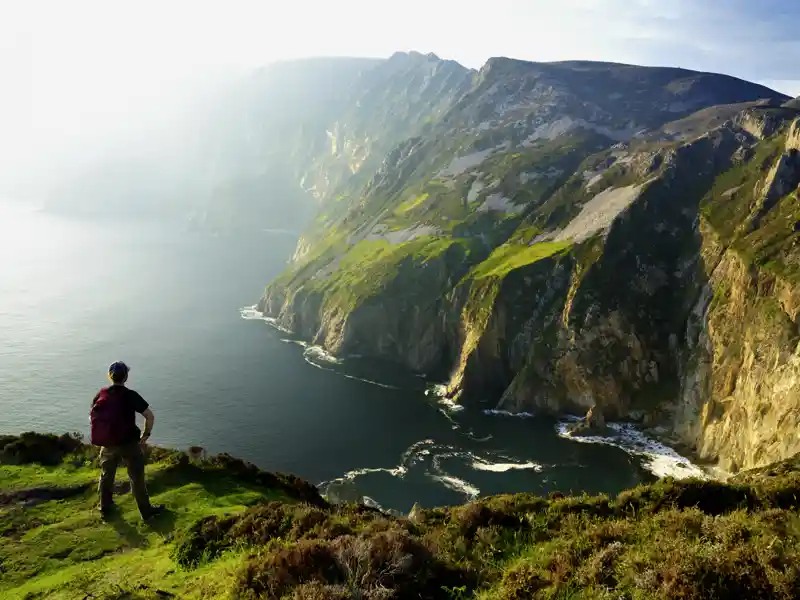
[99,503,118,520]
[141,504,166,520]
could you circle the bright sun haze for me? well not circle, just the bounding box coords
[1,0,799,197]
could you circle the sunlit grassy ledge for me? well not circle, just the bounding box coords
[2,433,800,599]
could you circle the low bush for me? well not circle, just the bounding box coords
[235,530,471,600]
[0,432,87,465]
[172,501,409,568]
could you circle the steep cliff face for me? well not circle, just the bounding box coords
[451,128,741,414]
[261,56,798,472]
[673,118,800,471]
[676,244,800,472]
[262,236,475,373]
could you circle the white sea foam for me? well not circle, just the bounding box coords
[438,397,465,412]
[483,409,536,418]
[300,346,400,390]
[303,345,342,365]
[362,496,384,511]
[328,439,543,506]
[471,459,543,473]
[425,384,465,412]
[355,441,486,502]
[428,450,484,500]
[239,305,294,334]
[401,439,436,467]
[558,421,708,480]
[425,383,448,397]
[342,465,409,479]
[327,440,435,491]
[264,318,293,335]
[242,305,399,389]
[428,473,481,500]
[239,305,262,320]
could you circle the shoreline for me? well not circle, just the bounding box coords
[243,304,716,482]
[557,419,711,480]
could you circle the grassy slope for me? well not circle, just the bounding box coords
[3,434,800,600]
[0,434,307,600]
[470,242,571,280]
[2,465,255,599]
[307,236,467,313]
[270,131,607,301]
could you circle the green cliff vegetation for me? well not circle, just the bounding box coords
[279,236,478,321]
[701,126,800,281]
[311,237,462,310]
[3,433,800,599]
[470,242,572,280]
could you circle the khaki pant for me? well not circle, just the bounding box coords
[98,443,152,516]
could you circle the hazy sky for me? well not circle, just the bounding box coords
[1,0,799,189]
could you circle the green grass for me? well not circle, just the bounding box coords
[3,434,800,599]
[262,117,607,309]
[394,192,431,214]
[0,461,100,491]
[0,437,297,599]
[470,241,572,280]
[309,236,469,313]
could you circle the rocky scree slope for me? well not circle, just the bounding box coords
[260,56,798,473]
[4,432,800,600]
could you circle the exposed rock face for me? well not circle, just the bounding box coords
[736,104,794,140]
[260,56,800,473]
[787,117,800,151]
[567,405,608,436]
[408,502,425,523]
[675,244,800,471]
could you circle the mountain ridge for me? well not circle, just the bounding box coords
[257,54,798,474]
[41,54,789,231]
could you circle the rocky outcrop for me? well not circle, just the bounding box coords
[787,117,800,151]
[746,145,800,231]
[736,106,793,140]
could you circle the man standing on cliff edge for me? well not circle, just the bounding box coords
[90,361,164,520]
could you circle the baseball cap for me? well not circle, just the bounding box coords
[108,361,130,379]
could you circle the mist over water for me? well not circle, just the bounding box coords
[0,204,665,512]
